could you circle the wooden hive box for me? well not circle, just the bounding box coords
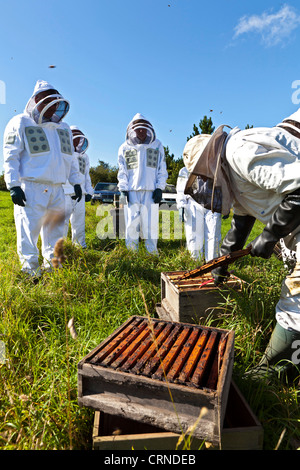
[92,381,263,450]
[78,315,235,447]
[159,271,243,324]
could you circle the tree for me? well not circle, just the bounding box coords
[187,115,215,140]
[164,146,184,186]
[89,160,118,187]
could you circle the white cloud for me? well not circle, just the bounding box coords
[234,4,300,46]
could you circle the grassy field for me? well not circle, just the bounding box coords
[0,190,299,450]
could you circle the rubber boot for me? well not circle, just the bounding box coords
[246,322,300,381]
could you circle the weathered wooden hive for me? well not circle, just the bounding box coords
[78,315,235,446]
[92,379,264,450]
[158,271,243,323]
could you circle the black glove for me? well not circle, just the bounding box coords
[250,188,300,259]
[153,188,162,204]
[179,207,184,222]
[85,194,92,202]
[71,184,82,202]
[10,186,26,206]
[212,214,256,285]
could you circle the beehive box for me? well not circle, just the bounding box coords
[160,271,243,324]
[92,381,263,450]
[78,315,235,446]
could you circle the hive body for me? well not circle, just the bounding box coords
[78,316,235,445]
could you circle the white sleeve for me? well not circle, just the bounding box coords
[3,117,24,189]
[68,153,82,186]
[176,167,189,209]
[117,146,129,191]
[84,154,94,194]
[155,143,168,190]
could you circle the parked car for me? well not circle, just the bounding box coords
[160,183,177,208]
[91,182,120,205]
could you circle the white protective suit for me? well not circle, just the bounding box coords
[225,108,300,332]
[117,113,168,253]
[3,80,81,277]
[63,126,93,248]
[176,166,221,261]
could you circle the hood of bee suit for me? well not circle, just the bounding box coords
[126,113,156,145]
[183,125,233,215]
[183,134,212,173]
[25,80,70,125]
[70,125,89,153]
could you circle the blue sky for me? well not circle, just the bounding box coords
[1,0,300,171]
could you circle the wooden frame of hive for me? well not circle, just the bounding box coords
[92,381,263,450]
[78,315,235,446]
[159,271,243,323]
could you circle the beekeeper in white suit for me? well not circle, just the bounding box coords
[176,165,221,261]
[3,80,82,280]
[183,114,300,380]
[117,113,168,254]
[63,126,93,248]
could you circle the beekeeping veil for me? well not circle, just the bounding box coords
[25,80,70,125]
[70,125,89,153]
[183,125,233,216]
[126,113,156,145]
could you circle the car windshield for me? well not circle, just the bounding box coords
[164,185,176,194]
[95,183,118,191]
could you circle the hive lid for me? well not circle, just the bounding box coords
[78,316,235,445]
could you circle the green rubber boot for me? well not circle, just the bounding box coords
[246,322,300,381]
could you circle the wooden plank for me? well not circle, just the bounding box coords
[174,277,215,288]
[155,303,173,322]
[130,322,174,374]
[92,380,264,450]
[190,331,218,388]
[216,330,235,431]
[141,324,182,377]
[221,427,263,450]
[89,317,142,365]
[81,386,218,443]
[93,432,182,451]
[205,332,228,390]
[119,321,166,371]
[109,322,152,369]
[163,280,180,313]
[168,328,199,382]
[100,319,149,367]
[161,298,179,322]
[152,327,191,380]
[177,330,208,384]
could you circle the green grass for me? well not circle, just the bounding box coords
[0,192,299,450]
